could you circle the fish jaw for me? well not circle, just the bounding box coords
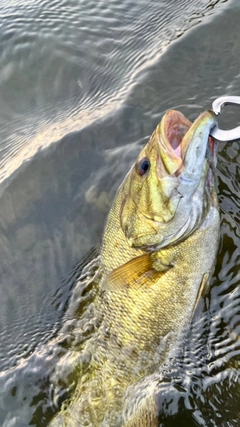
[178,110,217,197]
[120,110,218,250]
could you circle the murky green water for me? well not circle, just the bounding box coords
[0,0,239,425]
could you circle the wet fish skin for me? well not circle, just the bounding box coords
[49,110,220,426]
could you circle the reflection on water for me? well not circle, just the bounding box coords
[0,0,239,426]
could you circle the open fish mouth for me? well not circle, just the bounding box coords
[159,110,191,159]
[156,109,217,176]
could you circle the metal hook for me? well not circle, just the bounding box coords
[210,96,240,141]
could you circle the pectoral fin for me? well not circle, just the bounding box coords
[101,253,170,291]
[191,272,212,319]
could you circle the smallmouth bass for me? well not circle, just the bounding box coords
[49,109,220,426]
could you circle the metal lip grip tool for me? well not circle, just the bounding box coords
[210,95,240,141]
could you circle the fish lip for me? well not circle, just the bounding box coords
[209,136,219,167]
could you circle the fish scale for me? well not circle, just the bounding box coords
[49,110,220,426]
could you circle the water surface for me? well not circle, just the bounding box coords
[0,0,239,426]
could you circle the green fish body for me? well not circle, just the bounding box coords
[49,110,220,426]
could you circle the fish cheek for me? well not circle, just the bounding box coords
[132,169,180,224]
[120,195,157,244]
[120,169,180,247]
[120,172,152,240]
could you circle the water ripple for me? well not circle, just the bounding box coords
[0,0,229,186]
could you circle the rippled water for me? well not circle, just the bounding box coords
[0,0,239,425]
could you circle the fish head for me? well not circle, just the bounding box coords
[120,109,218,249]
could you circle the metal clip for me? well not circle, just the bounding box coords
[210,96,240,141]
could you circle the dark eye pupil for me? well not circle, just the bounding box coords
[137,157,150,176]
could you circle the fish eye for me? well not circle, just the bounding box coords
[136,157,150,176]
